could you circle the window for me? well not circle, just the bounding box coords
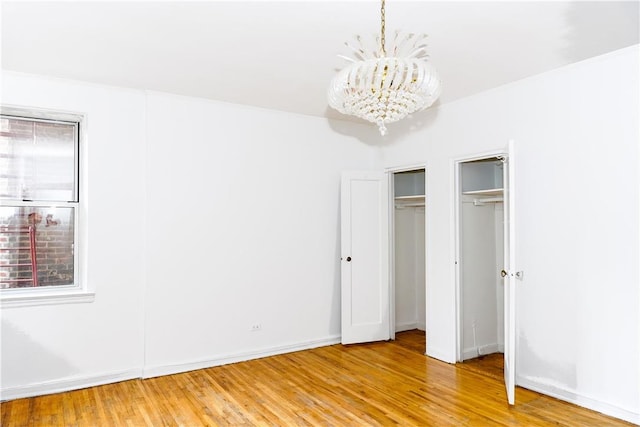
[0,107,90,306]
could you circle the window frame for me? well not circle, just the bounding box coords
[0,105,93,307]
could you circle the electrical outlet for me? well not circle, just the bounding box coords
[250,324,262,332]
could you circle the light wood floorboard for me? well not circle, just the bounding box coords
[1,330,632,426]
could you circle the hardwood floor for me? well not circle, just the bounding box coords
[1,330,631,426]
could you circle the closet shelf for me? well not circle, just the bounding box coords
[462,188,503,197]
[395,195,425,208]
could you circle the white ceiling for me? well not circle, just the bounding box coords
[1,1,638,122]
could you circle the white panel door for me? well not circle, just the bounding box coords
[503,140,517,405]
[341,171,390,345]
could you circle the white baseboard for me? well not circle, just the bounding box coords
[517,375,640,425]
[1,336,342,401]
[462,343,503,360]
[395,321,418,332]
[0,369,142,402]
[142,335,341,379]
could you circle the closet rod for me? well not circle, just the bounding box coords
[396,203,425,208]
[473,197,503,206]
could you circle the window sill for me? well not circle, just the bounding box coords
[1,290,95,308]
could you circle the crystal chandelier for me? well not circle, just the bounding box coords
[328,0,441,136]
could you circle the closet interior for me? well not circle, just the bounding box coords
[459,158,505,360]
[393,169,426,335]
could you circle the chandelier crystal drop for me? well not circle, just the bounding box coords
[328,0,441,136]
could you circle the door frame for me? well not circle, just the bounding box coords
[385,162,427,345]
[452,149,507,363]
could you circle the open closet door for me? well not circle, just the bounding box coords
[503,140,517,405]
[341,171,390,345]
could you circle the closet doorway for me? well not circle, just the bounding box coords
[390,168,426,353]
[457,157,505,359]
[454,145,517,404]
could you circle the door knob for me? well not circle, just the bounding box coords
[346,256,352,262]
[501,269,508,278]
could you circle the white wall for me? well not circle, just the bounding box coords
[1,73,147,397]
[460,198,500,359]
[379,45,639,422]
[143,92,373,376]
[394,206,425,332]
[0,73,374,395]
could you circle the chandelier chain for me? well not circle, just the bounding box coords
[380,0,386,56]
